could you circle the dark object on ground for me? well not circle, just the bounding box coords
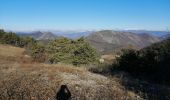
[56,85,71,100]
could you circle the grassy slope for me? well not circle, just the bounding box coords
[0,44,138,100]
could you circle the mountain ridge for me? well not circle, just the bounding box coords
[17,30,162,54]
[17,31,58,40]
[86,30,160,54]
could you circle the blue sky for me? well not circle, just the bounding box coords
[0,0,170,31]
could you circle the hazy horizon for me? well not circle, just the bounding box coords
[5,28,170,33]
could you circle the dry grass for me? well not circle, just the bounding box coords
[0,44,140,100]
[0,44,25,62]
[0,44,24,57]
[101,54,118,64]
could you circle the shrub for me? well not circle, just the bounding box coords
[72,43,98,66]
[117,49,141,72]
[0,29,27,47]
[0,29,5,43]
[114,38,170,85]
[47,38,75,64]
[47,37,98,65]
[28,43,47,62]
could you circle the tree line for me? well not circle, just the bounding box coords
[0,29,98,66]
[114,38,170,85]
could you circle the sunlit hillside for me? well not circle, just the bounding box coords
[1,0,170,99]
[0,44,140,100]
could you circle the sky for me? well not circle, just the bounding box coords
[0,0,170,31]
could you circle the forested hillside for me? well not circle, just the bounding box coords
[86,30,160,54]
[0,29,98,66]
[115,38,170,85]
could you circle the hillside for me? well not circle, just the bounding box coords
[17,30,161,55]
[53,31,92,39]
[0,44,139,100]
[86,30,160,54]
[1,37,170,99]
[115,38,170,85]
[160,34,170,40]
[122,30,170,37]
[17,31,92,40]
[17,31,58,40]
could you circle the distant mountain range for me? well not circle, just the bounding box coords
[53,31,93,39]
[17,30,170,54]
[122,30,170,37]
[17,31,59,40]
[17,31,92,40]
[86,30,160,54]
[160,34,170,40]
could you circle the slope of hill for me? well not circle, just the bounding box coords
[115,38,170,85]
[122,30,170,37]
[86,30,160,54]
[17,31,93,40]
[0,44,139,100]
[160,34,170,40]
[54,31,93,39]
[17,31,58,40]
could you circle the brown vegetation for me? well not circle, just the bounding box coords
[0,44,139,100]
